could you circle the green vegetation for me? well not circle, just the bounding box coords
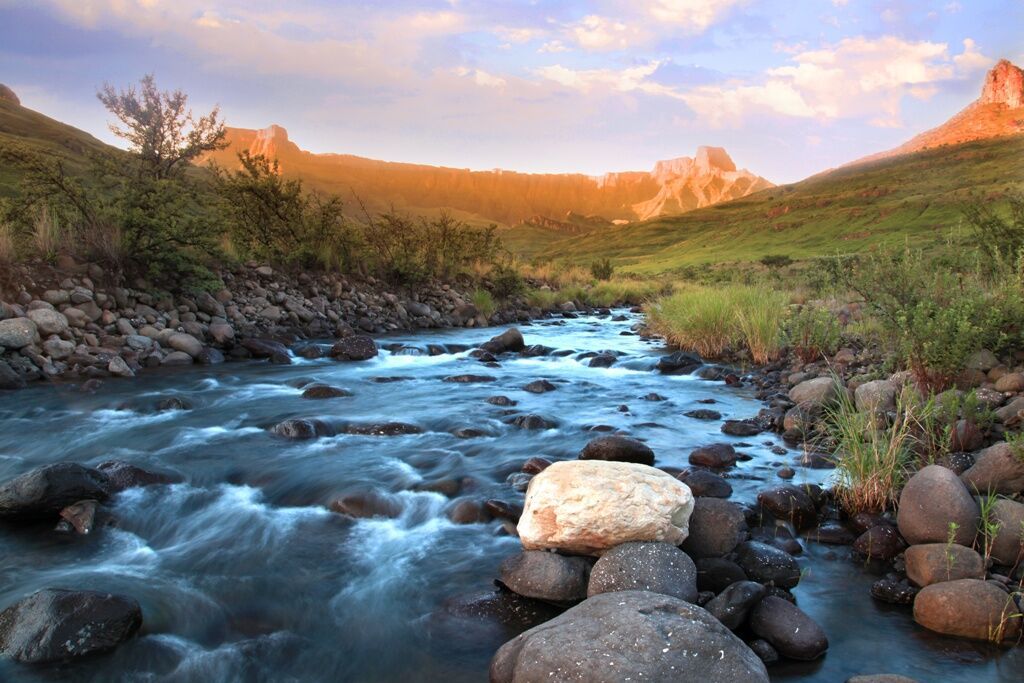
[590,257,614,281]
[787,306,842,363]
[977,492,1002,567]
[471,288,496,318]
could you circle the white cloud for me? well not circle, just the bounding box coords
[953,38,993,75]
[455,67,507,89]
[535,61,682,99]
[539,40,570,53]
[567,14,644,51]
[639,0,745,32]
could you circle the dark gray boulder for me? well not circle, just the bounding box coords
[0,463,110,520]
[482,328,525,354]
[734,541,801,589]
[579,435,655,466]
[490,590,769,683]
[587,542,697,602]
[749,595,828,661]
[499,551,592,603]
[706,580,767,630]
[329,335,378,361]
[681,498,748,559]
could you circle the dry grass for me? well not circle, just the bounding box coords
[32,206,64,262]
[0,222,16,265]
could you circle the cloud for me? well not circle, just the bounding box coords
[455,67,506,89]
[534,61,684,99]
[637,0,746,32]
[566,15,645,51]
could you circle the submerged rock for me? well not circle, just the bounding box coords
[0,463,110,520]
[96,460,182,492]
[490,590,769,683]
[329,335,378,361]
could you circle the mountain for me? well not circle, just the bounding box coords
[852,59,1024,165]
[203,126,771,226]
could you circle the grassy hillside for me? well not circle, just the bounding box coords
[504,134,1024,273]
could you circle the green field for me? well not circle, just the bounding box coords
[502,135,1024,273]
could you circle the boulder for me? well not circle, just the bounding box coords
[0,317,38,349]
[705,580,766,630]
[587,542,697,602]
[0,463,110,519]
[988,498,1024,566]
[904,544,984,587]
[301,384,352,399]
[330,491,402,519]
[241,338,290,359]
[96,460,181,493]
[994,372,1024,393]
[26,308,68,336]
[677,469,732,498]
[482,328,525,354]
[788,377,841,410]
[689,443,739,468]
[897,465,978,546]
[695,558,748,594]
[757,485,817,529]
[681,498,747,559]
[854,379,897,413]
[498,551,591,603]
[852,525,906,561]
[330,335,378,361]
[208,322,235,345]
[913,579,1022,641]
[490,591,769,683]
[517,460,694,555]
[578,435,655,466]
[167,332,204,358]
[161,351,194,366]
[734,541,801,588]
[0,589,142,663]
[655,351,702,375]
[749,596,828,661]
[960,442,1024,495]
[269,418,332,439]
[523,379,557,394]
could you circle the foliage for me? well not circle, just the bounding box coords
[590,257,614,281]
[0,222,14,265]
[787,306,842,363]
[977,492,1002,567]
[489,263,525,300]
[964,193,1024,262]
[471,288,496,318]
[760,254,793,269]
[97,74,226,180]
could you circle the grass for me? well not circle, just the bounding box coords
[0,222,14,264]
[977,492,1002,567]
[471,288,496,318]
[824,389,916,515]
[644,284,787,361]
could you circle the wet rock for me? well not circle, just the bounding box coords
[807,522,857,545]
[0,588,142,663]
[453,427,489,439]
[588,353,616,368]
[57,500,97,535]
[913,579,1022,641]
[345,422,422,436]
[681,498,748,559]
[988,498,1024,565]
[429,589,561,649]
[748,639,778,665]
[799,451,836,469]
[270,418,332,440]
[521,457,552,474]
[897,465,979,546]
[0,463,110,520]
[241,338,291,359]
[960,442,1024,495]
[518,461,694,555]
[587,542,698,602]
[641,392,667,401]
[904,544,985,586]
[490,591,769,683]
[871,573,918,605]
[578,435,655,466]
[721,420,762,437]
[485,500,523,523]
[296,345,323,360]
[486,395,517,406]
[498,551,591,603]
[301,384,352,399]
[689,443,739,468]
[329,491,403,519]
[695,558,748,593]
[523,379,556,394]
[509,414,556,430]
[853,525,907,561]
[706,580,766,630]
[444,374,496,383]
[447,499,492,525]
[677,469,732,498]
[482,328,525,354]
[96,461,181,493]
[685,409,722,420]
[329,335,378,361]
[734,541,801,589]
[757,485,818,529]
[655,351,703,375]
[155,397,192,411]
[749,596,828,661]
[521,344,553,357]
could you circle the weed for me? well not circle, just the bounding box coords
[471,288,496,319]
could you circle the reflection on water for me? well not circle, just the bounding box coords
[0,312,1020,681]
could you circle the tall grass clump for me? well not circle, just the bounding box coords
[825,390,916,515]
[788,306,842,363]
[32,206,64,262]
[0,222,16,265]
[646,284,787,362]
[471,288,496,319]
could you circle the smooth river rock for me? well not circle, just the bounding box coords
[587,542,697,602]
[896,465,978,546]
[578,435,655,466]
[904,544,985,587]
[517,461,694,555]
[0,463,110,520]
[749,596,829,661]
[498,551,591,603]
[913,579,1022,641]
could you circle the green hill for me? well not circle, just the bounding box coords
[503,134,1024,273]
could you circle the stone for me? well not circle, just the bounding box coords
[960,442,1024,495]
[749,596,828,661]
[757,484,818,529]
[330,335,378,361]
[0,361,26,390]
[26,308,68,336]
[681,498,747,559]
[685,408,721,420]
[995,396,1024,424]
[522,379,557,393]
[241,338,290,359]
[161,351,194,366]
[490,591,769,683]
[510,414,556,430]
[578,435,655,465]
[428,589,561,650]
[852,525,906,561]
[208,322,235,345]
[0,589,142,663]
[897,465,979,546]
[97,461,181,492]
[447,499,491,524]
[108,356,134,378]
[966,349,999,371]
[988,498,1024,566]
[854,379,897,412]
[871,573,919,605]
[517,460,694,555]
[167,332,202,358]
[905,544,985,586]
[689,443,739,468]
[498,551,591,603]
[58,500,97,534]
[705,580,766,630]
[695,558,748,594]
[721,420,762,437]
[913,579,1022,641]
[0,317,38,349]
[587,542,698,602]
[789,377,841,410]
[481,328,525,354]
[0,463,109,519]
[734,541,801,588]
[330,491,402,519]
[677,469,732,498]
[994,372,1024,393]
[301,384,352,399]
[655,351,702,375]
[949,419,984,452]
[270,418,331,439]
[42,338,74,360]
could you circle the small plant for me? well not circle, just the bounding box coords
[787,306,842,363]
[525,288,559,311]
[1006,431,1024,463]
[977,492,1003,568]
[590,257,614,281]
[987,591,1023,643]
[945,521,960,580]
[32,205,64,262]
[471,288,496,319]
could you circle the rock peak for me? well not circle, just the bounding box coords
[695,146,736,173]
[0,84,19,106]
[256,124,289,143]
[980,59,1024,108]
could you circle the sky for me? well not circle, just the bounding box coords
[1,1,1021,183]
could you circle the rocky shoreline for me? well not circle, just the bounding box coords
[0,260,558,391]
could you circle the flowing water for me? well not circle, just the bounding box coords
[0,312,1020,682]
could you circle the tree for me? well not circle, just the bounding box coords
[97,74,227,180]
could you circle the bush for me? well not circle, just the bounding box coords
[964,193,1024,262]
[471,289,496,318]
[488,263,525,300]
[787,306,842,363]
[590,258,614,281]
[760,254,793,269]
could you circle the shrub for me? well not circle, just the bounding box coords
[471,289,496,318]
[787,306,842,363]
[489,263,525,300]
[526,289,559,310]
[590,258,614,281]
[31,205,64,262]
[964,193,1024,262]
[760,254,793,269]
[0,222,15,265]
